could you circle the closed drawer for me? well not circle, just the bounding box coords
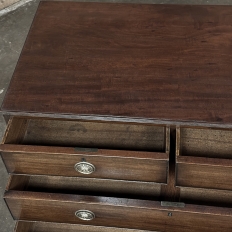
[5,174,232,232]
[0,117,169,183]
[176,127,232,190]
[14,221,157,232]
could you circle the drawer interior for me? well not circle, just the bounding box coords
[177,127,232,159]
[180,187,232,208]
[3,117,169,153]
[6,174,162,200]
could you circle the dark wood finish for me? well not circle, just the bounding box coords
[5,191,232,231]
[6,175,162,199]
[3,3,232,231]
[176,168,231,190]
[14,221,34,232]
[179,127,232,159]
[1,149,168,183]
[176,127,232,190]
[3,117,168,152]
[2,2,232,127]
[180,186,232,208]
[2,118,28,144]
[161,127,180,202]
[176,162,232,190]
[14,221,156,232]
[0,117,169,183]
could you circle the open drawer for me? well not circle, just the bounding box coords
[0,117,169,183]
[176,127,232,190]
[5,174,232,232]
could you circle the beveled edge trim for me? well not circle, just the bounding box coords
[2,111,232,129]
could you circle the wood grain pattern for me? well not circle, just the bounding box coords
[24,118,166,151]
[176,162,232,190]
[14,221,34,232]
[5,190,232,232]
[1,150,168,183]
[180,186,232,208]
[3,117,167,152]
[14,221,157,232]
[2,117,28,144]
[176,127,232,190]
[180,127,232,159]
[0,117,169,182]
[2,3,232,126]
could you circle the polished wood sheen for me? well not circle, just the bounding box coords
[5,175,232,232]
[2,2,232,127]
[2,2,232,232]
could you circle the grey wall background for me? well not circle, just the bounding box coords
[1,0,232,231]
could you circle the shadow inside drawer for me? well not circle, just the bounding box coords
[6,174,162,201]
[179,186,232,208]
[4,117,167,152]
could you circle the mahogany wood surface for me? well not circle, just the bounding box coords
[0,117,169,182]
[5,191,232,232]
[176,162,232,190]
[14,221,34,232]
[176,127,232,190]
[179,127,232,159]
[3,117,168,152]
[5,174,232,232]
[1,150,168,183]
[2,2,232,127]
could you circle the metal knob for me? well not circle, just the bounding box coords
[75,210,95,220]
[74,161,95,174]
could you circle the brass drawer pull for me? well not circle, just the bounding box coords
[74,162,95,174]
[75,210,95,220]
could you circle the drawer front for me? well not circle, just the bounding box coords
[176,157,232,190]
[5,191,232,232]
[14,221,155,232]
[1,147,168,183]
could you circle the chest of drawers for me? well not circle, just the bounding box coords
[1,2,232,232]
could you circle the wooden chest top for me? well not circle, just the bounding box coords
[2,2,232,127]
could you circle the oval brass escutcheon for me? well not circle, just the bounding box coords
[75,210,95,220]
[74,161,95,174]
